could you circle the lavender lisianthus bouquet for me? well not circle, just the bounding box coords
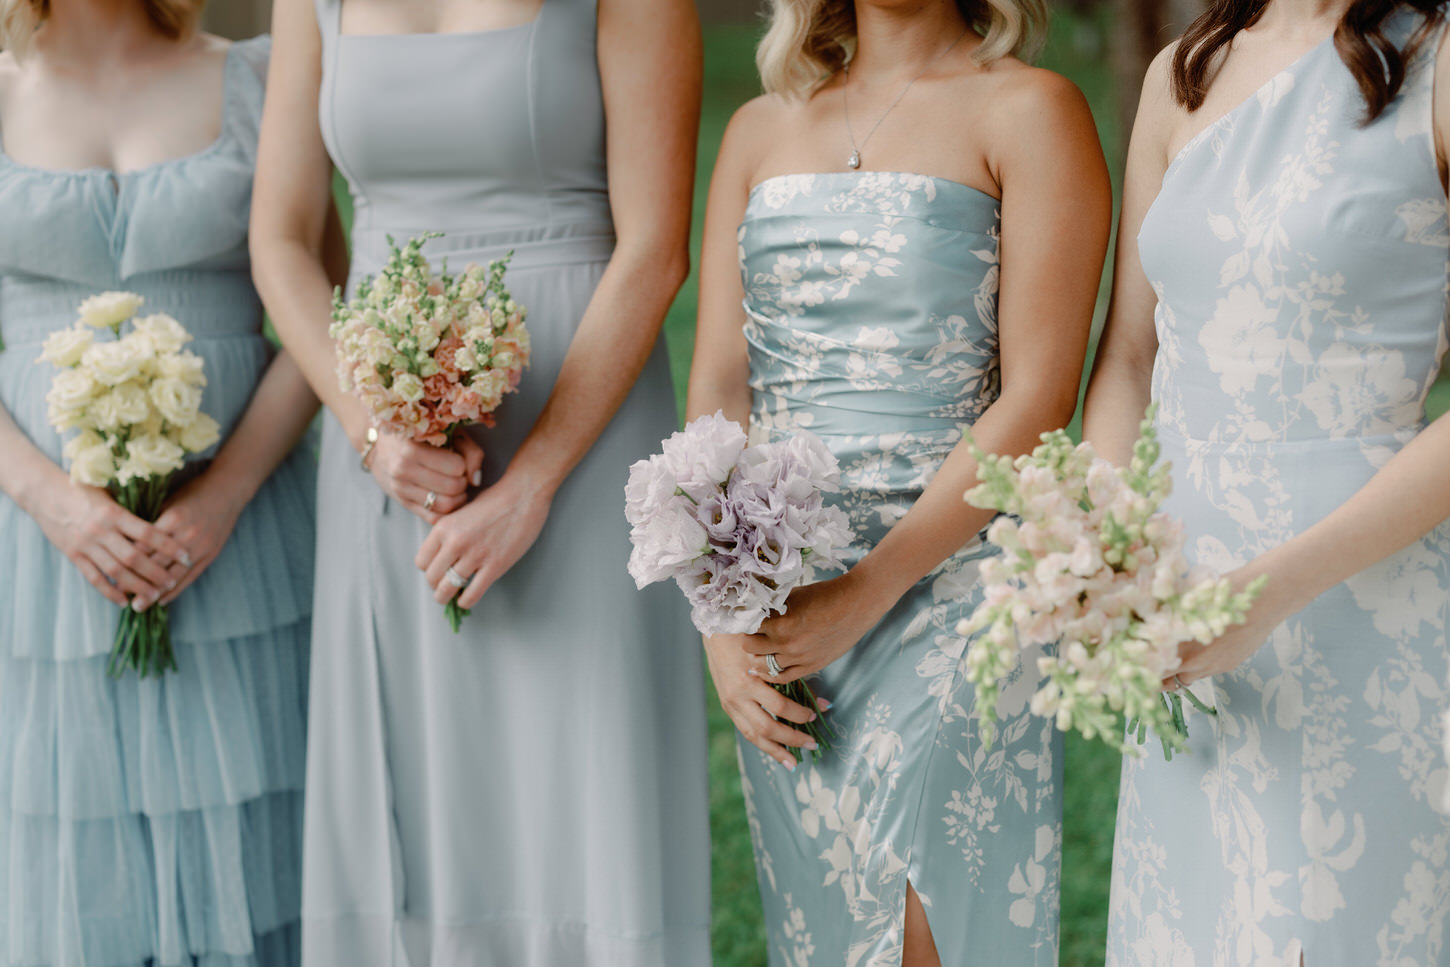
[625,411,853,757]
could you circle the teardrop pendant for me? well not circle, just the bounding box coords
[847,150,861,170]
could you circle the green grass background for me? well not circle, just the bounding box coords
[672,16,1450,967]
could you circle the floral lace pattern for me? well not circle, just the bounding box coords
[736,172,1061,966]
[1108,13,1450,966]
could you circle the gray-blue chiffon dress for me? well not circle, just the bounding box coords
[301,2,710,965]
[0,37,312,967]
[1107,10,1450,965]
[737,171,1062,967]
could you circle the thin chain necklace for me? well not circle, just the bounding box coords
[842,29,969,170]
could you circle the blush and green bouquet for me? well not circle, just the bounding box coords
[960,408,1267,758]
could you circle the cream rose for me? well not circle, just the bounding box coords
[81,337,152,387]
[64,431,117,487]
[177,412,221,453]
[130,313,191,355]
[150,377,203,426]
[45,369,98,430]
[77,291,143,330]
[40,326,94,368]
[118,433,185,483]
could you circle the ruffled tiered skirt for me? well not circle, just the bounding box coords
[0,316,315,967]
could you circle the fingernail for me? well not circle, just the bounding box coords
[746,669,758,677]
[818,698,832,711]
[131,598,148,612]
[781,758,796,771]
[166,580,177,591]
[803,740,818,751]
[472,471,482,487]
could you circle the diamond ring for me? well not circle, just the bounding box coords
[445,566,471,590]
[424,491,438,511]
[765,654,783,677]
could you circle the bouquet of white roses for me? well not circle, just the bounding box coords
[959,407,1266,758]
[331,232,529,632]
[624,411,854,758]
[41,291,220,678]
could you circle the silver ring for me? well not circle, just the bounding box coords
[445,566,470,589]
[424,491,438,511]
[1171,674,1187,691]
[765,654,783,677]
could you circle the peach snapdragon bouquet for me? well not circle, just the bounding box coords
[960,408,1267,758]
[42,291,221,678]
[330,233,529,631]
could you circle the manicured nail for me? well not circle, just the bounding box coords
[131,598,148,612]
[803,740,818,751]
[166,580,177,591]
[781,758,796,771]
[818,698,832,711]
[472,471,482,486]
[746,669,758,677]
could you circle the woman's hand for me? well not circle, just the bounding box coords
[151,472,251,606]
[367,431,484,523]
[1165,566,1289,689]
[30,482,187,609]
[415,465,552,610]
[740,571,893,685]
[705,632,822,770]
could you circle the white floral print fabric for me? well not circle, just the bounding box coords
[1108,12,1450,966]
[737,171,1061,967]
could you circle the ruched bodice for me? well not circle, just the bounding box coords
[741,171,1002,547]
[733,170,1060,967]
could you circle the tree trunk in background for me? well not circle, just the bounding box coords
[202,1,273,39]
[1110,0,1201,154]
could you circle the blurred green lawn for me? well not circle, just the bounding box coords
[676,17,1450,967]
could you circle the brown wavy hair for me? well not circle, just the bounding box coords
[1,0,205,58]
[1171,0,1444,122]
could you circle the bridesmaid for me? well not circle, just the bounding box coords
[250,0,711,964]
[1085,0,1450,962]
[0,2,319,966]
[688,0,1110,960]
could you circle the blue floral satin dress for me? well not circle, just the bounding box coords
[737,171,1062,967]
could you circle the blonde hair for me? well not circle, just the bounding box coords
[1,0,205,58]
[756,0,1048,99]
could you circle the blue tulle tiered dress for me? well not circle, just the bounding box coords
[0,37,312,967]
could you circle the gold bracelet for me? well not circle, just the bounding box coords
[359,425,379,472]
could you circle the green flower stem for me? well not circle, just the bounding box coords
[106,473,178,679]
[775,680,836,762]
[445,598,470,634]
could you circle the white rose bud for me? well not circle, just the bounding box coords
[46,369,98,430]
[39,326,94,368]
[81,337,151,386]
[77,291,144,330]
[130,314,190,355]
[155,350,206,386]
[110,382,152,426]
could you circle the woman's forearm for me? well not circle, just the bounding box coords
[1081,341,1156,467]
[1242,411,1450,617]
[251,234,370,450]
[200,351,319,507]
[850,388,1080,608]
[0,403,68,517]
[506,241,689,496]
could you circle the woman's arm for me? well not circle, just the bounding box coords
[250,0,474,523]
[0,404,186,606]
[1171,31,1450,684]
[416,0,703,608]
[1081,46,1176,465]
[688,98,823,770]
[748,70,1114,684]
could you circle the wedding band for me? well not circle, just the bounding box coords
[424,491,438,511]
[1171,674,1187,691]
[765,654,783,677]
[445,566,470,589]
